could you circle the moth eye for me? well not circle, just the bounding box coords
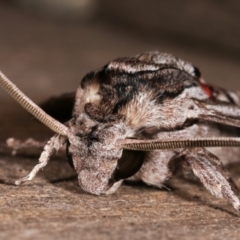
[193,66,201,78]
[112,150,145,181]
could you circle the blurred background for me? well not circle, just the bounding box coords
[0,0,239,139]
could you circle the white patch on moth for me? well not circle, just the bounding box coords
[108,61,160,73]
[215,92,229,102]
[182,64,195,76]
[174,58,196,77]
[74,79,102,113]
[228,91,240,105]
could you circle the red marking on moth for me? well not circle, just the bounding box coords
[200,82,212,97]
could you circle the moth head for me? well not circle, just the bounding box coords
[65,114,145,195]
[0,70,145,195]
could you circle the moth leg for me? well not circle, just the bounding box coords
[174,148,240,211]
[202,149,239,193]
[15,134,65,185]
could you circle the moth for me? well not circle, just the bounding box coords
[1,52,240,212]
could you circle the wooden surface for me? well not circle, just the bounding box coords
[0,2,240,240]
[1,154,240,240]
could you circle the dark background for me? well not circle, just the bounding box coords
[0,1,240,239]
[1,0,240,100]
